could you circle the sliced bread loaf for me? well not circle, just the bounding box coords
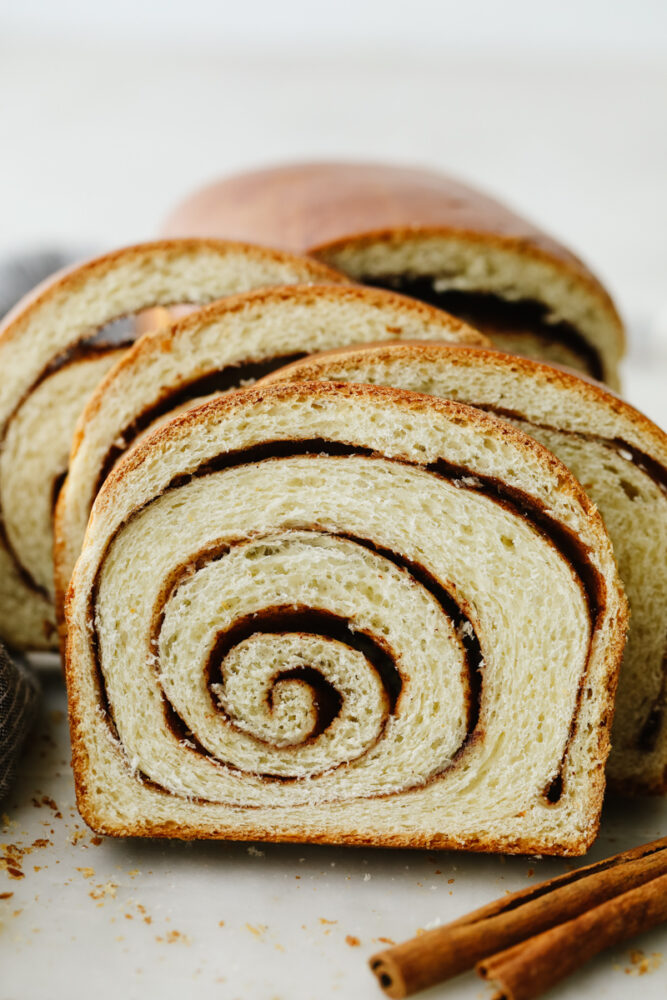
[65,381,627,853]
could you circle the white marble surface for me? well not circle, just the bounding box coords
[1,29,666,1000]
[2,678,667,1000]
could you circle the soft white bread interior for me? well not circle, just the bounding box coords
[161,162,625,386]
[66,381,627,854]
[0,239,345,650]
[54,283,487,618]
[262,343,667,794]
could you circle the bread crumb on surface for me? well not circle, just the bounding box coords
[623,949,663,976]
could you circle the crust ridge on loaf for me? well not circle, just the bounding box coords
[0,238,347,650]
[66,381,627,853]
[261,342,667,794]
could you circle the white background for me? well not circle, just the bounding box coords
[1,4,666,998]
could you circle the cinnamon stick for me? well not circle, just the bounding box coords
[369,837,667,998]
[478,871,667,1000]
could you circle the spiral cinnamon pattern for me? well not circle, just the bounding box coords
[67,384,626,853]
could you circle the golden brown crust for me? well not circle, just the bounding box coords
[262,342,667,464]
[74,810,596,856]
[65,382,625,856]
[163,162,582,264]
[93,379,605,524]
[0,237,346,347]
[315,229,624,355]
[161,162,624,356]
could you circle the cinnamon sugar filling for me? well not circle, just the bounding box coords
[89,439,606,805]
[365,280,604,381]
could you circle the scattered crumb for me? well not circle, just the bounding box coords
[245,923,267,937]
[0,892,14,900]
[624,949,662,976]
[345,935,360,947]
[319,918,337,925]
[1,835,53,880]
[527,868,535,878]
[89,881,118,900]
[40,796,62,818]
[448,878,455,884]
[91,837,103,847]
[247,846,265,857]
[218,920,225,927]
[377,937,395,945]
[164,929,191,945]
[363,874,371,882]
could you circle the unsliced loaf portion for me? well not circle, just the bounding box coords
[262,343,667,793]
[53,283,486,620]
[161,162,625,386]
[66,381,627,854]
[0,239,345,650]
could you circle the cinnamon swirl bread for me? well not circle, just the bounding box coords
[0,239,344,650]
[54,284,486,619]
[262,343,667,794]
[65,382,627,853]
[162,162,625,386]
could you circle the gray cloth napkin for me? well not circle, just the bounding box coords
[0,643,40,800]
[0,247,90,320]
[0,248,86,799]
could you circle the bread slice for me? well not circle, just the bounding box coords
[162,161,625,386]
[65,381,627,854]
[54,283,487,621]
[261,342,667,794]
[0,239,345,651]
